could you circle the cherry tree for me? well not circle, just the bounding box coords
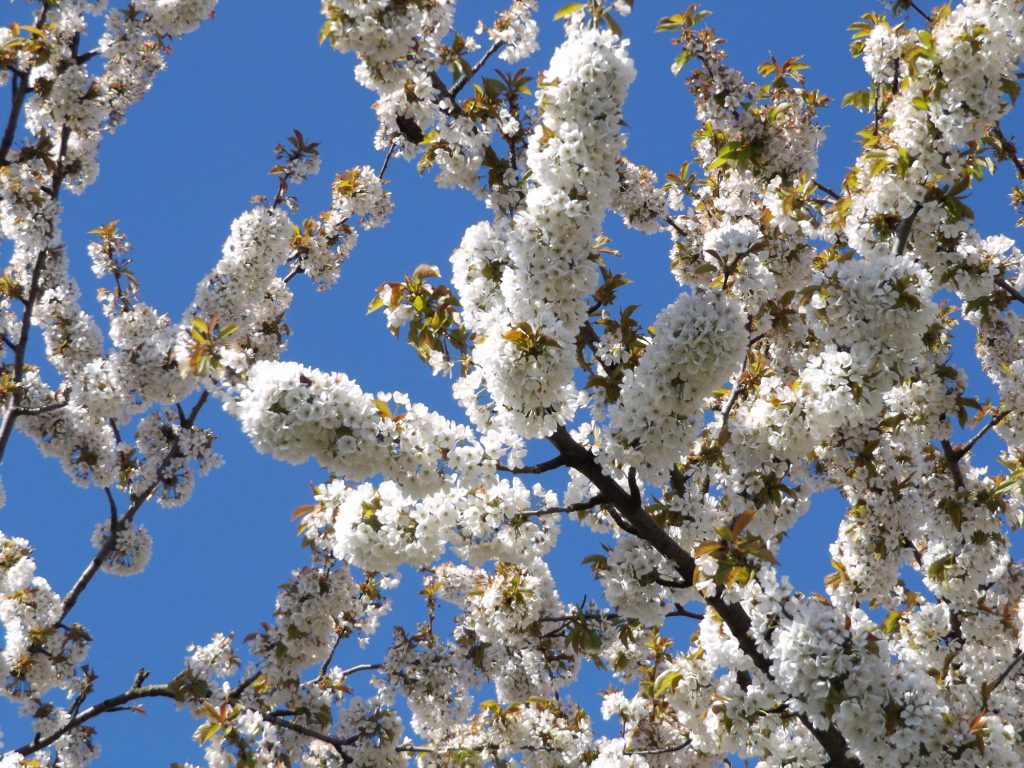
[1,0,1024,766]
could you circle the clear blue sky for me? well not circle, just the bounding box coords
[1,1,1020,764]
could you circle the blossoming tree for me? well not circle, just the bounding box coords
[2,0,1024,766]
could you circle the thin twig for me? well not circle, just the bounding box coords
[625,740,692,756]
[378,142,397,179]
[905,0,933,24]
[14,684,175,755]
[893,202,923,256]
[953,411,1010,461]
[61,390,211,621]
[982,649,1024,705]
[450,40,505,99]
[517,495,605,518]
[318,633,345,679]
[12,399,69,416]
[812,179,841,200]
[262,714,355,763]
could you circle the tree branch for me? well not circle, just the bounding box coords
[992,123,1024,178]
[15,684,175,755]
[517,495,605,519]
[497,454,568,475]
[812,179,842,200]
[0,246,53,463]
[60,390,211,621]
[904,0,933,23]
[546,426,860,768]
[954,411,1010,461]
[940,438,967,490]
[450,40,505,99]
[0,6,46,165]
[262,714,355,763]
[995,276,1024,305]
[893,202,923,257]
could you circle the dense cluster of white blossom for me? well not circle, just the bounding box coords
[1,0,1024,766]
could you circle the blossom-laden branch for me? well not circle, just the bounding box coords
[547,427,860,768]
[5,1,1024,766]
[60,389,210,622]
[13,683,176,755]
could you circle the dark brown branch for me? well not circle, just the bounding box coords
[813,179,842,200]
[625,740,692,756]
[60,390,211,621]
[940,439,967,489]
[15,684,175,755]
[378,142,397,178]
[0,5,46,164]
[904,0,933,23]
[992,123,1024,178]
[517,495,605,519]
[262,714,354,763]
[982,649,1024,705]
[12,398,68,416]
[0,69,29,166]
[662,215,688,237]
[954,411,1010,461]
[497,455,568,475]
[667,605,705,620]
[995,276,1024,305]
[546,426,860,768]
[893,202,923,257]
[0,247,52,463]
[450,39,505,99]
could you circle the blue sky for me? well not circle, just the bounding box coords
[1,1,1021,764]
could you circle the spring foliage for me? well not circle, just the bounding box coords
[2,0,1024,766]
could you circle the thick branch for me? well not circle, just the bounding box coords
[497,454,568,475]
[940,438,967,489]
[546,426,860,767]
[995,276,1024,305]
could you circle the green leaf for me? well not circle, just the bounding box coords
[881,610,901,634]
[553,2,584,20]
[197,722,222,745]
[653,668,682,697]
[671,49,693,76]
